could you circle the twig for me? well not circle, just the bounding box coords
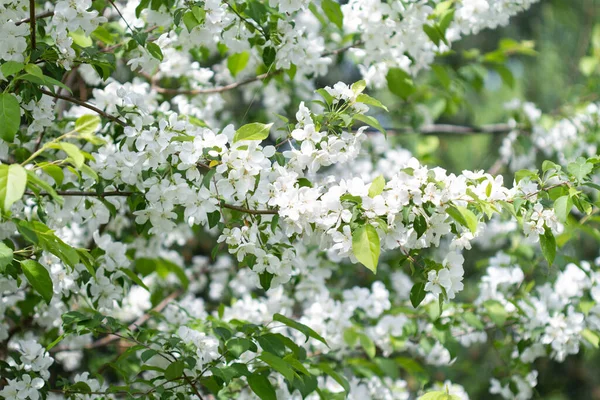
[364,123,517,136]
[154,71,282,95]
[25,190,279,215]
[152,41,360,96]
[51,290,182,353]
[39,89,127,126]
[16,10,53,26]
[28,0,36,50]
[183,372,204,400]
[322,41,363,57]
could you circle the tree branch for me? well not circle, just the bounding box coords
[25,190,279,215]
[28,0,36,50]
[154,71,283,95]
[39,89,127,126]
[51,290,182,353]
[152,42,361,96]
[16,10,53,26]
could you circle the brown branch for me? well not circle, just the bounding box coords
[51,290,182,353]
[25,190,279,215]
[153,41,361,96]
[154,70,282,95]
[16,10,53,26]
[322,41,363,57]
[367,123,517,136]
[221,202,278,215]
[39,89,127,126]
[28,0,36,50]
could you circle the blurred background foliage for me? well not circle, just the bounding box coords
[328,1,600,398]
[208,1,600,398]
[409,1,600,399]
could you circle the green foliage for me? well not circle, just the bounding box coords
[20,260,53,304]
[233,122,274,143]
[352,224,380,273]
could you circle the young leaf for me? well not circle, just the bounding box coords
[567,157,593,182]
[356,93,389,111]
[20,260,54,304]
[75,115,101,135]
[553,195,572,223]
[0,61,24,77]
[539,226,556,265]
[352,224,380,273]
[353,114,386,135]
[0,242,13,271]
[233,123,273,143]
[0,164,28,212]
[368,175,385,198]
[227,52,250,77]
[273,313,328,346]
[321,0,343,29]
[259,352,295,382]
[0,93,21,142]
[146,42,164,61]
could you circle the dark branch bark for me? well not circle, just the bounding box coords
[39,89,128,126]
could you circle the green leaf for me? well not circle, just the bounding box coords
[351,80,366,95]
[483,300,508,326]
[226,338,252,358]
[358,333,376,358]
[447,205,478,233]
[20,260,53,304]
[368,175,385,198]
[26,170,63,206]
[53,143,85,168]
[582,329,600,348]
[91,26,116,45]
[567,157,594,182]
[0,93,21,142]
[25,63,44,78]
[0,242,13,272]
[553,195,572,223]
[356,93,388,111]
[423,24,442,46]
[233,122,273,143]
[164,360,185,380]
[227,52,250,78]
[492,64,515,89]
[539,226,556,265]
[420,391,461,400]
[259,352,295,382]
[120,268,150,292]
[0,164,27,212]
[273,313,328,346]
[316,363,350,393]
[321,0,343,29]
[68,382,92,394]
[0,61,24,77]
[353,114,386,135]
[182,11,200,32]
[75,115,101,135]
[410,282,426,308]
[248,374,277,400]
[462,311,485,330]
[386,68,415,100]
[514,169,538,183]
[352,224,380,273]
[146,42,164,61]
[431,65,451,88]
